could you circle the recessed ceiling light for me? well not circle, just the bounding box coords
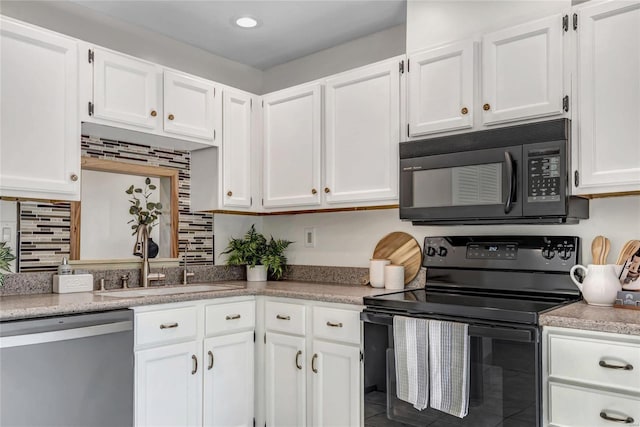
[235,16,259,29]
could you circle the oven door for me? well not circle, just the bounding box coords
[362,310,541,427]
[399,145,523,223]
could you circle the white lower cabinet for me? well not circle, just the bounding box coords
[263,299,363,427]
[543,326,640,427]
[134,297,255,427]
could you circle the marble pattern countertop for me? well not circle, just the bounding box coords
[0,281,392,321]
[540,301,640,336]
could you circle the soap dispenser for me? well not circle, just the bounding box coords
[58,257,72,275]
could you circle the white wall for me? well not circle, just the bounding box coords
[261,24,406,94]
[406,0,570,53]
[261,196,640,268]
[0,1,263,93]
[0,200,17,272]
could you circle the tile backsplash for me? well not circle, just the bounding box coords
[17,135,214,272]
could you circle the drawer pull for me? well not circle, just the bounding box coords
[191,355,198,375]
[208,351,214,370]
[600,411,634,424]
[276,314,291,320]
[311,353,318,373]
[295,350,302,370]
[599,360,633,371]
[326,321,343,328]
[225,314,241,320]
[160,322,179,329]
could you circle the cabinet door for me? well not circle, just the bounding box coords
[482,14,564,125]
[265,332,306,427]
[324,59,400,204]
[222,90,253,208]
[0,18,80,201]
[575,1,640,194]
[135,341,201,427]
[93,48,161,129]
[203,331,254,427]
[263,83,322,208]
[311,340,361,427]
[408,41,475,136]
[164,70,218,141]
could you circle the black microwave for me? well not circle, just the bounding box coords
[399,119,589,225]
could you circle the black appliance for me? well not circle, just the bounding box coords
[399,119,589,225]
[361,235,581,427]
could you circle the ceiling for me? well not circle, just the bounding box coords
[72,0,407,70]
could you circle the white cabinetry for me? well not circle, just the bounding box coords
[134,298,255,427]
[164,70,217,141]
[0,17,80,201]
[543,326,640,427]
[324,58,400,204]
[263,299,362,427]
[262,83,322,208]
[482,14,565,125]
[408,41,475,136]
[574,1,640,195]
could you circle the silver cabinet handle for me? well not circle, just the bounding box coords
[326,321,343,328]
[225,314,241,320]
[311,353,318,373]
[295,350,302,370]
[599,360,634,371]
[276,314,291,320]
[600,411,634,424]
[191,355,198,375]
[160,322,179,329]
[208,351,214,370]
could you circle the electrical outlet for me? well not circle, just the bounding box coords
[304,227,316,248]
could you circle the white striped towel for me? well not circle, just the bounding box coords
[393,316,429,410]
[428,320,470,418]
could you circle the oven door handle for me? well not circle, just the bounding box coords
[504,151,517,214]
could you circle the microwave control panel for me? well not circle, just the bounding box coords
[527,147,561,203]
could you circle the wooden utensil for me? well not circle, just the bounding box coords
[602,237,611,265]
[591,235,606,265]
[616,240,640,265]
[372,232,422,285]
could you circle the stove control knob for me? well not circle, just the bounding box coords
[438,247,448,257]
[426,246,437,257]
[558,245,573,260]
[541,246,555,260]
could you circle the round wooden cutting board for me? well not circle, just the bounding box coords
[372,232,422,284]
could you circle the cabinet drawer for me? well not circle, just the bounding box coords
[265,301,306,335]
[312,306,360,345]
[548,333,640,392]
[205,300,255,336]
[135,306,198,348]
[548,382,640,427]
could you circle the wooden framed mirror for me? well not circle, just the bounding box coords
[70,158,179,260]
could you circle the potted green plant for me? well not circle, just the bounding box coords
[126,178,163,258]
[222,224,293,281]
[0,241,16,286]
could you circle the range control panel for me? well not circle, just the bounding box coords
[423,236,580,273]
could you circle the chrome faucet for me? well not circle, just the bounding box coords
[134,224,165,287]
[182,242,195,285]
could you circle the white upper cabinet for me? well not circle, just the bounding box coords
[482,14,565,125]
[0,17,80,201]
[92,48,161,129]
[324,58,400,204]
[222,89,253,209]
[408,41,475,136]
[574,1,640,195]
[163,70,218,141]
[262,83,322,208]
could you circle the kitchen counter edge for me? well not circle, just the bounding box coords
[540,301,640,336]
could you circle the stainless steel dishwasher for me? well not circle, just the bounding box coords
[0,309,134,427]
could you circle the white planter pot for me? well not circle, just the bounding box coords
[246,265,267,282]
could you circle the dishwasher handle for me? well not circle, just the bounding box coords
[0,320,133,349]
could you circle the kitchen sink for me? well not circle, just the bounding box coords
[96,283,244,298]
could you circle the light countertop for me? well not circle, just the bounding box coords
[540,301,640,336]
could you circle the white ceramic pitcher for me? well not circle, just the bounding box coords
[569,264,622,306]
